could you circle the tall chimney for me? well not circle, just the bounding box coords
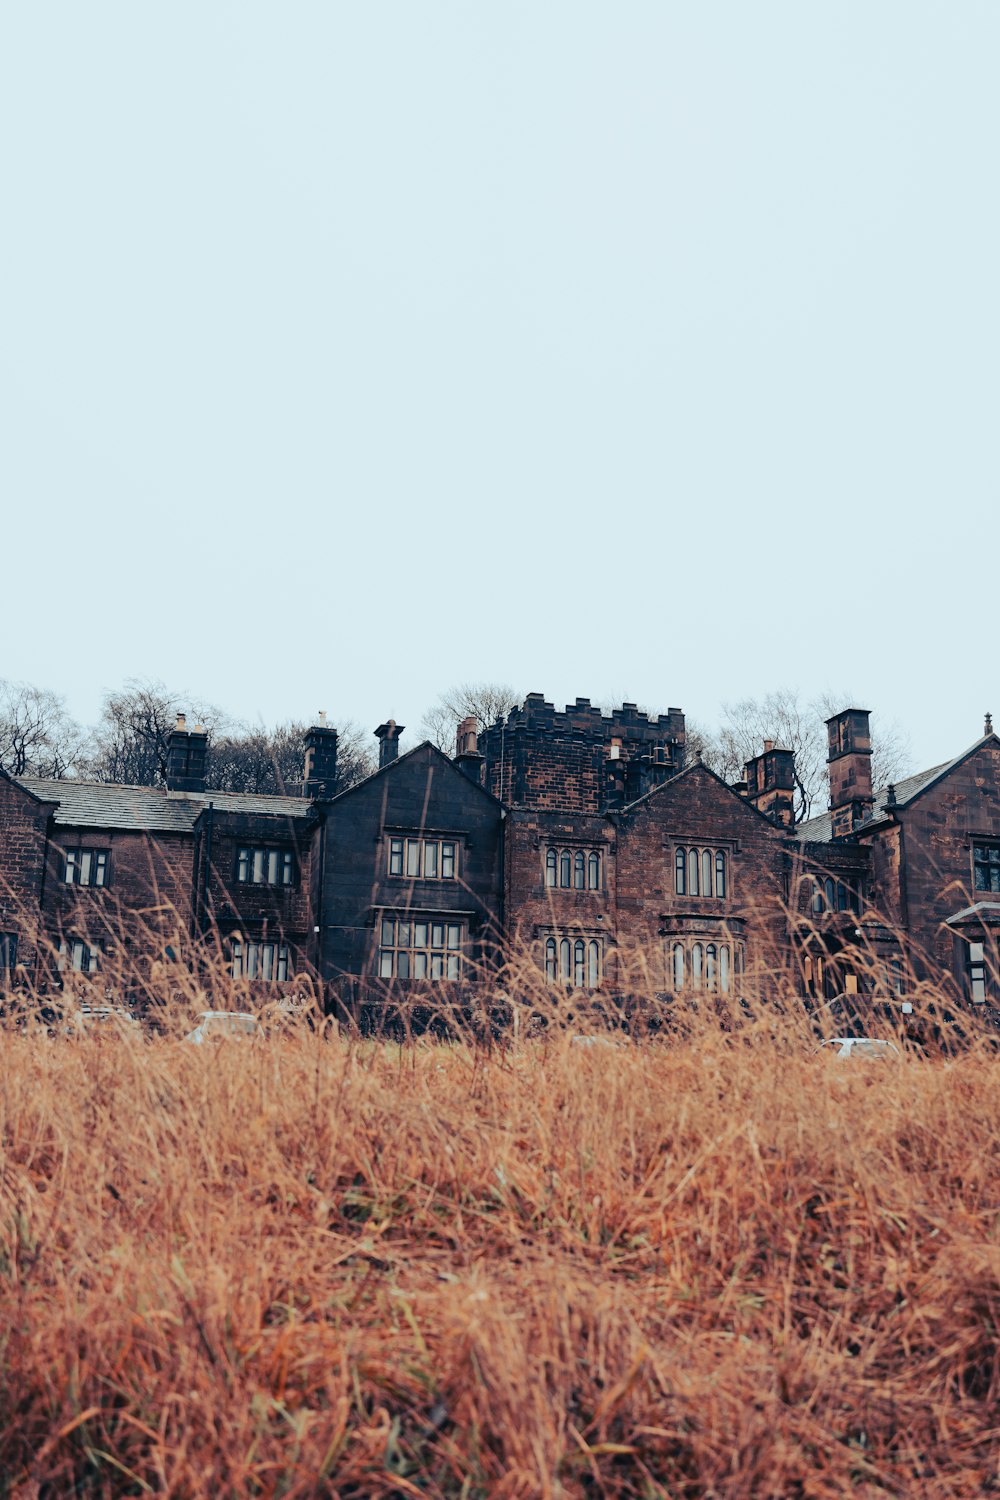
[454,715,485,785]
[166,713,208,793]
[375,720,404,770]
[303,713,339,799]
[744,742,796,828]
[826,708,873,837]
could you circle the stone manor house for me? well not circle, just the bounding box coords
[1,694,999,1020]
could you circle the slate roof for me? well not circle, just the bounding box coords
[792,749,975,844]
[15,777,311,833]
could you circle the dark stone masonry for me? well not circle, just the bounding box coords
[2,697,999,1025]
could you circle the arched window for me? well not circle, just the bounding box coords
[702,849,713,898]
[824,877,835,910]
[559,851,572,888]
[559,938,571,981]
[545,849,557,887]
[715,850,727,899]
[836,881,849,912]
[673,943,685,990]
[574,939,586,987]
[691,942,703,988]
[588,940,601,988]
[545,937,557,981]
[719,944,730,993]
[675,848,686,895]
[588,851,601,890]
[688,849,700,897]
[574,851,586,890]
[706,943,717,991]
[811,881,824,913]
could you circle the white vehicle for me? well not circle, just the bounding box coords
[62,1004,139,1035]
[817,1037,900,1060]
[183,1011,263,1044]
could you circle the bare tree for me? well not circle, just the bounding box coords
[697,688,912,823]
[208,720,376,795]
[85,681,224,787]
[420,682,522,754]
[86,681,378,795]
[0,680,84,778]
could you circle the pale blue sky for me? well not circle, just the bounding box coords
[3,4,997,769]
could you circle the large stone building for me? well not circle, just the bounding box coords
[1,696,998,1022]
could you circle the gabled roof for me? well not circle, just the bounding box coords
[15,776,313,833]
[793,733,1000,844]
[321,740,505,811]
[620,757,787,832]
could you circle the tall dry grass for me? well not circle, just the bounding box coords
[2,951,999,1498]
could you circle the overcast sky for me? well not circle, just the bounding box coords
[3,3,997,771]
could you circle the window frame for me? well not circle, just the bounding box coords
[543,846,603,892]
[377,914,464,981]
[968,941,988,1004]
[231,938,290,982]
[387,836,459,882]
[541,931,603,989]
[675,846,729,900]
[62,848,110,888]
[58,936,102,974]
[235,845,296,888]
[973,842,1000,894]
[667,936,742,993]
[0,931,18,980]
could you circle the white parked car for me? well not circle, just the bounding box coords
[817,1037,900,1060]
[62,1004,140,1035]
[183,1011,263,1044]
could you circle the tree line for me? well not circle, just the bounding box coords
[1,675,911,820]
[0,678,375,795]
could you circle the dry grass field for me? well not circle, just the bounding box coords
[2,962,999,1498]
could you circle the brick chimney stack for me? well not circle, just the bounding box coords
[375,720,404,770]
[166,713,208,793]
[454,715,485,785]
[826,708,874,837]
[303,712,339,799]
[744,741,796,828]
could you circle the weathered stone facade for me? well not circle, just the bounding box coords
[2,698,999,1022]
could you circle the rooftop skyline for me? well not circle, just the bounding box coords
[4,3,997,772]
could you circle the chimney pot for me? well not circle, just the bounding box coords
[375,720,404,769]
[763,739,774,753]
[303,718,339,799]
[166,714,208,793]
[454,715,484,784]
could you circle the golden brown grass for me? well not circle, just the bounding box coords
[2,965,1000,1497]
